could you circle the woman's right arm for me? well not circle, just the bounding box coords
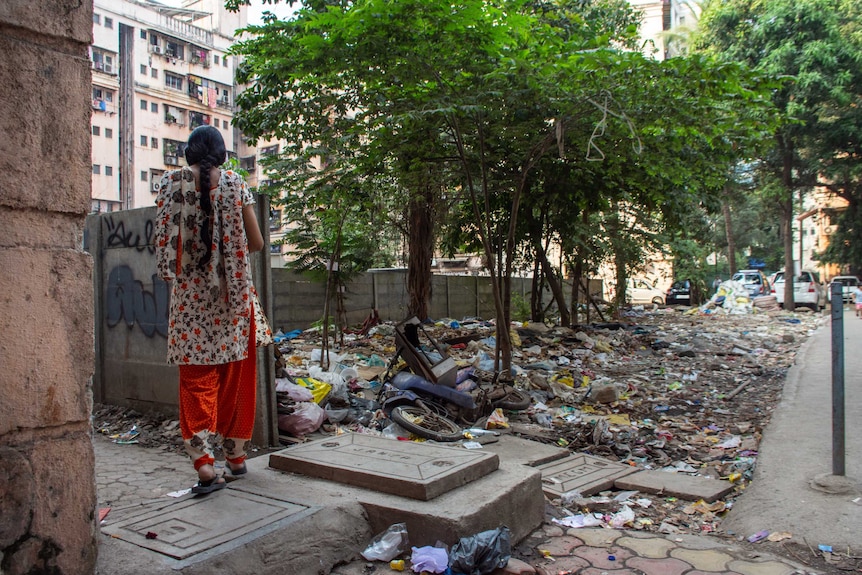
[243,204,264,253]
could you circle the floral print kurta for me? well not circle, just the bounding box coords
[155,167,255,365]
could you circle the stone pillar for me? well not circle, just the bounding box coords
[0,1,98,574]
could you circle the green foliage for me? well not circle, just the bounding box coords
[697,0,862,276]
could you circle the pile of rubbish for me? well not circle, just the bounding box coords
[95,306,825,536]
[270,307,824,534]
[359,523,511,575]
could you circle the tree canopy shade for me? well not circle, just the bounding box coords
[230,0,779,373]
[695,0,862,298]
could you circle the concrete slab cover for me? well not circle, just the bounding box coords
[269,434,499,500]
[614,470,734,502]
[535,453,637,498]
[100,489,310,560]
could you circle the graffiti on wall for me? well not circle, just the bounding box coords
[105,266,169,338]
[104,215,156,254]
[101,216,167,338]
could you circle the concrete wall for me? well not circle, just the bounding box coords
[0,1,98,573]
[88,209,600,432]
[85,200,278,447]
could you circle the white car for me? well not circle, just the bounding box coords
[626,278,665,305]
[828,276,860,304]
[771,270,826,310]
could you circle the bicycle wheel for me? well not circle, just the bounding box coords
[491,387,531,411]
[390,405,464,442]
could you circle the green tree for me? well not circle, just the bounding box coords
[696,0,862,307]
[231,0,779,374]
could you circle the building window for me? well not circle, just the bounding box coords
[214,118,219,128]
[151,137,158,148]
[223,57,228,67]
[91,49,114,73]
[140,99,147,110]
[141,170,148,182]
[92,125,100,136]
[270,244,282,255]
[261,144,279,157]
[151,102,158,113]
[93,164,101,175]
[140,30,147,39]
[189,111,211,129]
[213,55,220,65]
[165,72,183,91]
[105,166,113,176]
[104,17,113,29]
[140,64,147,75]
[151,68,158,78]
[140,135,147,146]
[239,156,256,171]
[269,209,282,231]
[93,13,100,25]
[93,87,114,102]
[105,128,113,138]
[165,41,184,60]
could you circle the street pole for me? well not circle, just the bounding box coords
[830,281,845,476]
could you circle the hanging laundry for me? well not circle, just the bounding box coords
[207,88,218,109]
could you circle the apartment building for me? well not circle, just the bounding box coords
[90,0,247,213]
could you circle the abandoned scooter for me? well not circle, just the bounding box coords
[377,317,530,442]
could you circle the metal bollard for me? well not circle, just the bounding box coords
[830,281,845,476]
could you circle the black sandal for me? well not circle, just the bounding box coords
[226,462,247,476]
[191,476,226,494]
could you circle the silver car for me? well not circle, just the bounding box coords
[730,270,771,298]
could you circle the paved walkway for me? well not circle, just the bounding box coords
[93,436,819,574]
[721,306,861,550]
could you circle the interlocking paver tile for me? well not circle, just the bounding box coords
[727,560,800,575]
[572,545,633,569]
[626,556,691,575]
[535,535,584,556]
[687,571,745,575]
[572,528,623,547]
[616,535,676,558]
[579,568,640,574]
[671,547,734,571]
[535,555,590,572]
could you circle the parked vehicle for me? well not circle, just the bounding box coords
[626,278,665,305]
[771,270,826,310]
[730,269,771,298]
[666,279,694,305]
[828,276,860,304]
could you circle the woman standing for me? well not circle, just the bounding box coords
[155,126,269,493]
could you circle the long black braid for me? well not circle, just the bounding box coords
[184,126,226,272]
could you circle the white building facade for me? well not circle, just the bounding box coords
[90,0,247,212]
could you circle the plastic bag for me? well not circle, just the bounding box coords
[293,377,332,405]
[275,378,314,402]
[410,546,449,573]
[448,526,511,575]
[277,402,325,436]
[360,523,409,562]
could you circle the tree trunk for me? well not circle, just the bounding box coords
[531,258,543,322]
[571,256,583,326]
[406,184,435,320]
[779,137,796,311]
[533,239,570,327]
[722,188,737,274]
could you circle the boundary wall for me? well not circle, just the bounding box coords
[86,205,600,443]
